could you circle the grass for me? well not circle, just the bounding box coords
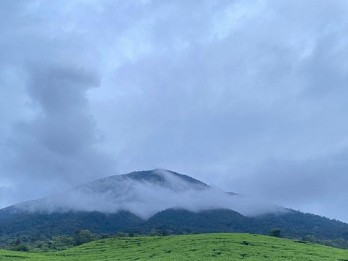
[1,233,348,260]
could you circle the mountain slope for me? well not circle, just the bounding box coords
[7,169,278,218]
[1,169,348,249]
[123,169,209,188]
[140,209,348,243]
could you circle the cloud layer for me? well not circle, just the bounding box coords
[1,0,348,221]
[15,170,282,219]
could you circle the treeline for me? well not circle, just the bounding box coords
[1,229,108,252]
[2,208,348,251]
[3,227,348,252]
[0,229,183,252]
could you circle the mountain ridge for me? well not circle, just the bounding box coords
[7,169,265,218]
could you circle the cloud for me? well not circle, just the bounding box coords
[233,149,348,222]
[15,170,282,219]
[1,65,114,202]
[1,0,348,222]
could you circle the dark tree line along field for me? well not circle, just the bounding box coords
[2,208,348,250]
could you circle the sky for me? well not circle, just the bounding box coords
[1,0,348,222]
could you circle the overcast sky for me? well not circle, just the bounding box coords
[1,0,348,222]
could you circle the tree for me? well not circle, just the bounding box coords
[74,229,93,246]
[269,229,281,238]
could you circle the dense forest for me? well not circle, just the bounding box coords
[1,208,348,251]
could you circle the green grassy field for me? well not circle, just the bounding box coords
[1,233,348,260]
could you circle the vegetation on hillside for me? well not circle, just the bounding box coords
[2,208,348,250]
[1,233,348,260]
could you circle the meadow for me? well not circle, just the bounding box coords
[1,233,348,260]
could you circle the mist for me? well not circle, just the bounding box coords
[13,170,284,219]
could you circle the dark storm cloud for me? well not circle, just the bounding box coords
[1,0,348,221]
[2,65,113,202]
[0,0,119,203]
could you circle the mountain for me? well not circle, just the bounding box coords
[123,169,209,187]
[1,169,348,249]
[8,169,279,218]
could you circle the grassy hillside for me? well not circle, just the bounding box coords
[1,233,348,260]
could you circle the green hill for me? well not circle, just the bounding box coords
[1,233,348,260]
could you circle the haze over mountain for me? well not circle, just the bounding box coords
[2,170,348,250]
[11,169,282,219]
[1,0,348,223]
